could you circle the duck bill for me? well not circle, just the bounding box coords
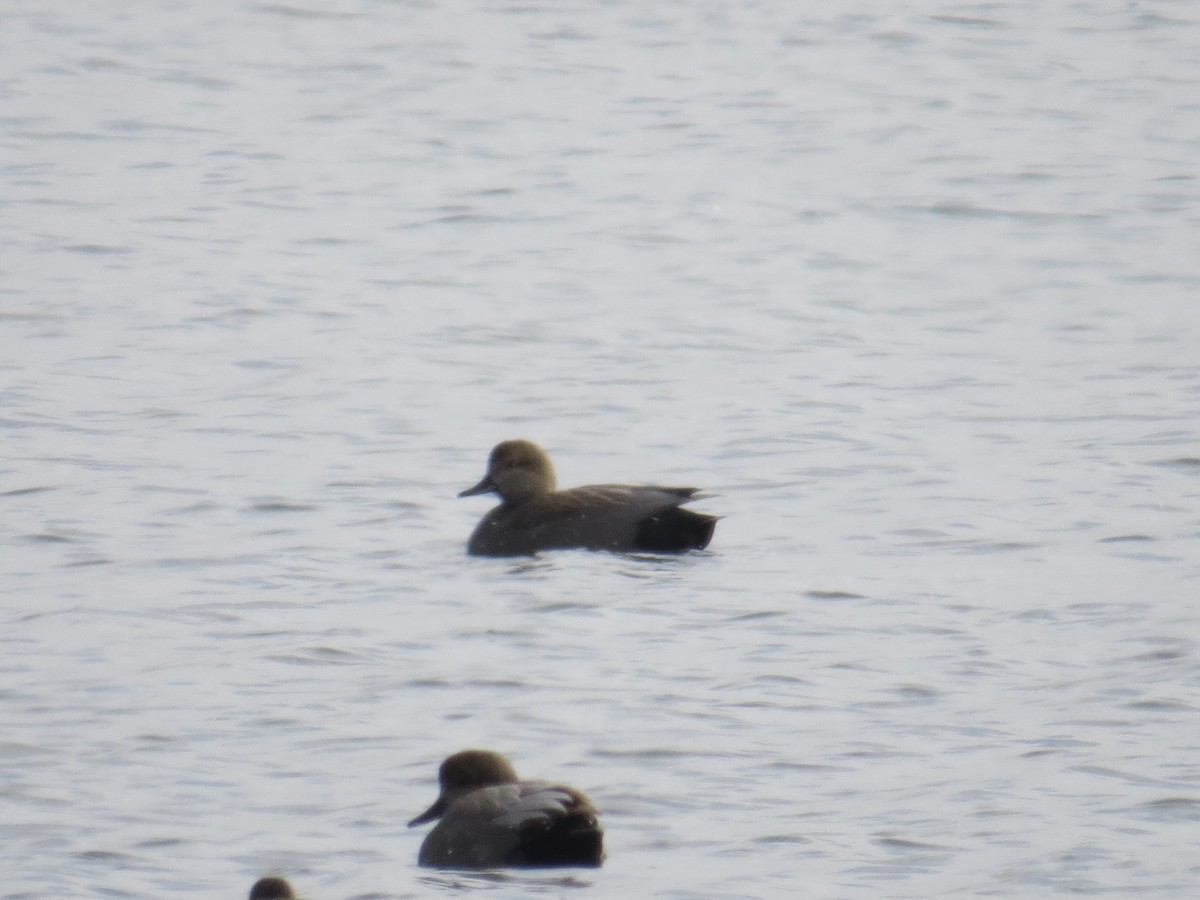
[458,475,496,498]
[407,796,447,827]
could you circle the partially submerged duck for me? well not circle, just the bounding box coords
[249,876,294,900]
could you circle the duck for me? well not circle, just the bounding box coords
[408,749,604,869]
[459,439,717,556]
[249,876,294,900]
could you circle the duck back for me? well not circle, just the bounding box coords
[468,484,715,556]
[418,782,603,868]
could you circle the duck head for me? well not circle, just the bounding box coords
[409,749,521,826]
[459,440,557,503]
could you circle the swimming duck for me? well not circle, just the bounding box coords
[409,749,604,868]
[460,439,717,556]
[249,876,294,900]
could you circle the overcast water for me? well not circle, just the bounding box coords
[3,1,1199,897]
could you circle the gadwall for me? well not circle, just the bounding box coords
[459,439,717,556]
[249,877,294,900]
[408,749,604,869]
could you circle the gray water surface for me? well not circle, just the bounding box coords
[3,2,1199,897]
